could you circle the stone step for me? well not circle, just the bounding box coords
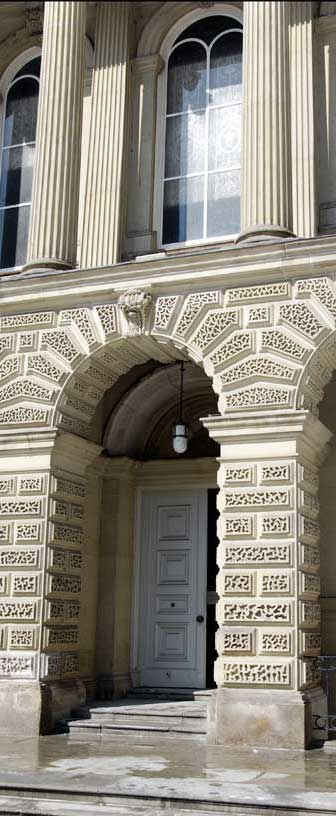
[67,697,208,739]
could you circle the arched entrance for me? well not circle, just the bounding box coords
[91,359,219,696]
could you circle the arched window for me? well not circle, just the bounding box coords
[162,15,242,247]
[0,56,40,270]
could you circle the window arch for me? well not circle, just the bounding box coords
[161,14,243,247]
[0,52,41,270]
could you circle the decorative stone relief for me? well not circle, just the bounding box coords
[227,283,290,303]
[49,575,81,594]
[154,296,179,330]
[47,627,79,646]
[63,653,79,674]
[262,516,291,535]
[222,602,290,622]
[260,632,291,654]
[301,467,319,491]
[41,330,79,364]
[0,523,10,543]
[27,355,64,383]
[261,330,308,361]
[300,544,320,571]
[300,573,320,596]
[220,357,296,386]
[224,544,290,565]
[10,628,35,648]
[60,309,96,346]
[0,654,35,676]
[279,303,324,339]
[0,500,41,516]
[261,465,290,482]
[222,662,290,685]
[95,305,117,337]
[301,518,319,543]
[175,291,219,337]
[300,632,321,655]
[0,313,53,330]
[222,574,253,594]
[16,522,41,543]
[191,310,238,351]
[247,306,271,324]
[223,490,289,509]
[297,278,336,319]
[0,357,20,382]
[0,575,7,593]
[0,407,49,426]
[224,517,253,536]
[18,477,44,494]
[300,659,321,687]
[0,548,39,567]
[0,478,14,494]
[13,575,38,594]
[261,574,290,594]
[0,379,54,404]
[300,602,320,626]
[118,288,153,336]
[0,336,13,355]
[209,333,252,370]
[219,630,254,653]
[225,385,292,410]
[223,467,254,483]
[50,524,83,547]
[0,602,36,620]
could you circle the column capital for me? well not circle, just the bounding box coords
[202,411,332,465]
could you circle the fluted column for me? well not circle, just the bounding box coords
[290,1,316,238]
[81,2,130,268]
[237,2,294,244]
[25,2,86,271]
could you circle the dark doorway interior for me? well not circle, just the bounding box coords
[206,488,218,688]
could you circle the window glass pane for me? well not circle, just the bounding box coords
[0,204,30,268]
[208,105,241,172]
[167,42,206,114]
[15,57,41,80]
[207,170,240,237]
[165,111,206,178]
[4,77,39,146]
[0,145,35,206]
[175,16,242,46]
[163,176,204,244]
[210,31,242,106]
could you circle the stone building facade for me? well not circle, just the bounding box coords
[1,0,336,749]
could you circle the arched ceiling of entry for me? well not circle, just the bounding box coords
[103,361,218,458]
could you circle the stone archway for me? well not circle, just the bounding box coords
[2,277,336,741]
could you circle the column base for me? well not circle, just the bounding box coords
[0,681,42,737]
[208,687,328,750]
[236,224,295,245]
[22,258,74,274]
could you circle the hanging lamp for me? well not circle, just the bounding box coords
[172,361,188,454]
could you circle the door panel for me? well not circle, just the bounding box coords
[138,490,207,688]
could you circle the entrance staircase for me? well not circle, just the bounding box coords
[65,688,211,740]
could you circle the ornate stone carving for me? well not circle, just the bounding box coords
[261,465,290,482]
[222,602,290,622]
[49,574,81,594]
[192,310,238,351]
[279,303,324,339]
[95,305,117,337]
[0,602,36,620]
[224,517,253,536]
[219,630,254,653]
[226,385,292,410]
[220,357,296,386]
[260,632,291,654]
[176,291,219,336]
[222,662,290,685]
[224,544,290,565]
[222,574,253,594]
[261,574,290,594]
[262,515,291,535]
[118,288,153,336]
[227,283,289,303]
[223,489,289,509]
[154,296,179,330]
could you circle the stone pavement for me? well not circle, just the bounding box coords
[0,732,336,815]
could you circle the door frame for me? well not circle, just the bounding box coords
[130,458,218,687]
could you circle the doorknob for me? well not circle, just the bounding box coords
[196,614,204,623]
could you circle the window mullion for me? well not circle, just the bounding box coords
[203,46,210,241]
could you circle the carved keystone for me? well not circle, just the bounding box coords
[117,288,153,337]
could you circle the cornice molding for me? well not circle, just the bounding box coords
[1,235,336,311]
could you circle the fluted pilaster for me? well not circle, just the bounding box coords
[26,2,86,271]
[81,2,130,268]
[237,1,294,243]
[290,1,316,238]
